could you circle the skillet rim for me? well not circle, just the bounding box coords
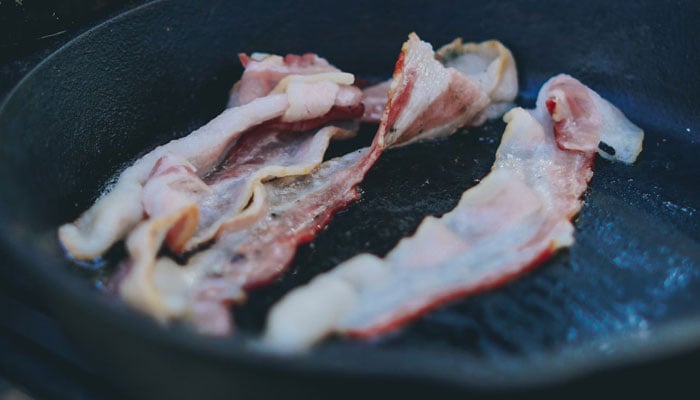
[1,0,700,393]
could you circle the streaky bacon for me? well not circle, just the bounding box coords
[135,33,511,333]
[361,80,392,123]
[361,38,518,126]
[230,52,365,131]
[229,52,340,107]
[186,150,372,334]
[59,53,364,261]
[59,94,288,260]
[141,117,361,255]
[436,38,518,122]
[118,124,357,320]
[263,74,644,351]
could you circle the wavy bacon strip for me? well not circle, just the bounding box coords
[230,52,363,133]
[151,149,372,332]
[263,74,644,351]
[59,55,363,261]
[115,60,364,321]
[436,38,518,123]
[229,53,343,107]
[133,33,518,333]
[118,124,356,320]
[189,123,357,250]
[58,95,288,260]
[361,38,517,126]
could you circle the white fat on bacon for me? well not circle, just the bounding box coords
[436,38,518,122]
[229,53,342,107]
[270,71,360,124]
[230,52,363,129]
[116,33,513,333]
[361,37,518,127]
[58,95,288,260]
[124,149,368,330]
[263,74,644,351]
[118,125,356,321]
[59,52,364,261]
[381,33,490,147]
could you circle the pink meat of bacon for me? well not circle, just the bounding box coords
[118,123,357,321]
[229,53,341,107]
[129,33,508,333]
[263,74,644,351]
[58,53,364,261]
[361,38,517,126]
[229,52,364,133]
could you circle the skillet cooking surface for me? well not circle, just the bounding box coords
[0,0,699,397]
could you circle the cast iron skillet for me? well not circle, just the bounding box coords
[1,0,699,398]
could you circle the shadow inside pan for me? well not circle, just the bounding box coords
[0,0,699,395]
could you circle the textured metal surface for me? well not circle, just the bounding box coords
[239,118,700,357]
[0,0,699,398]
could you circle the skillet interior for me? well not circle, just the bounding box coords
[0,0,699,397]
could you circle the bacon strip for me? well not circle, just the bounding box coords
[436,38,518,122]
[361,80,392,123]
[229,52,363,132]
[128,33,515,333]
[189,123,357,250]
[229,53,343,107]
[263,74,644,351]
[150,150,372,333]
[59,54,364,261]
[118,124,356,320]
[58,95,288,260]
[361,38,517,126]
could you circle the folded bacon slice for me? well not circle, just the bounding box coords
[436,38,518,122]
[59,95,288,260]
[148,149,372,332]
[118,124,356,320]
[229,52,364,132]
[122,33,516,333]
[229,53,342,107]
[263,74,644,351]
[380,34,489,147]
[361,38,517,126]
[189,123,356,250]
[360,80,392,123]
[59,53,364,261]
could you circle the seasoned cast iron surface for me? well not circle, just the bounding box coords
[72,108,700,357]
[235,116,700,356]
[0,0,699,395]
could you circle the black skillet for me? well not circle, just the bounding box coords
[1,0,699,398]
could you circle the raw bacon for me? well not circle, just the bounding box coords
[58,95,288,260]
[229,53,343,107]
[118,124,357,321]
[361,80,392,123]
[189,123,357,250]
[229,52,364,131]
[263,74,644,351]
[59,56,363,260]
[361,38,517,126]
[436,38,518,122]
[146,150,371,332]
[127,33,518,333]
